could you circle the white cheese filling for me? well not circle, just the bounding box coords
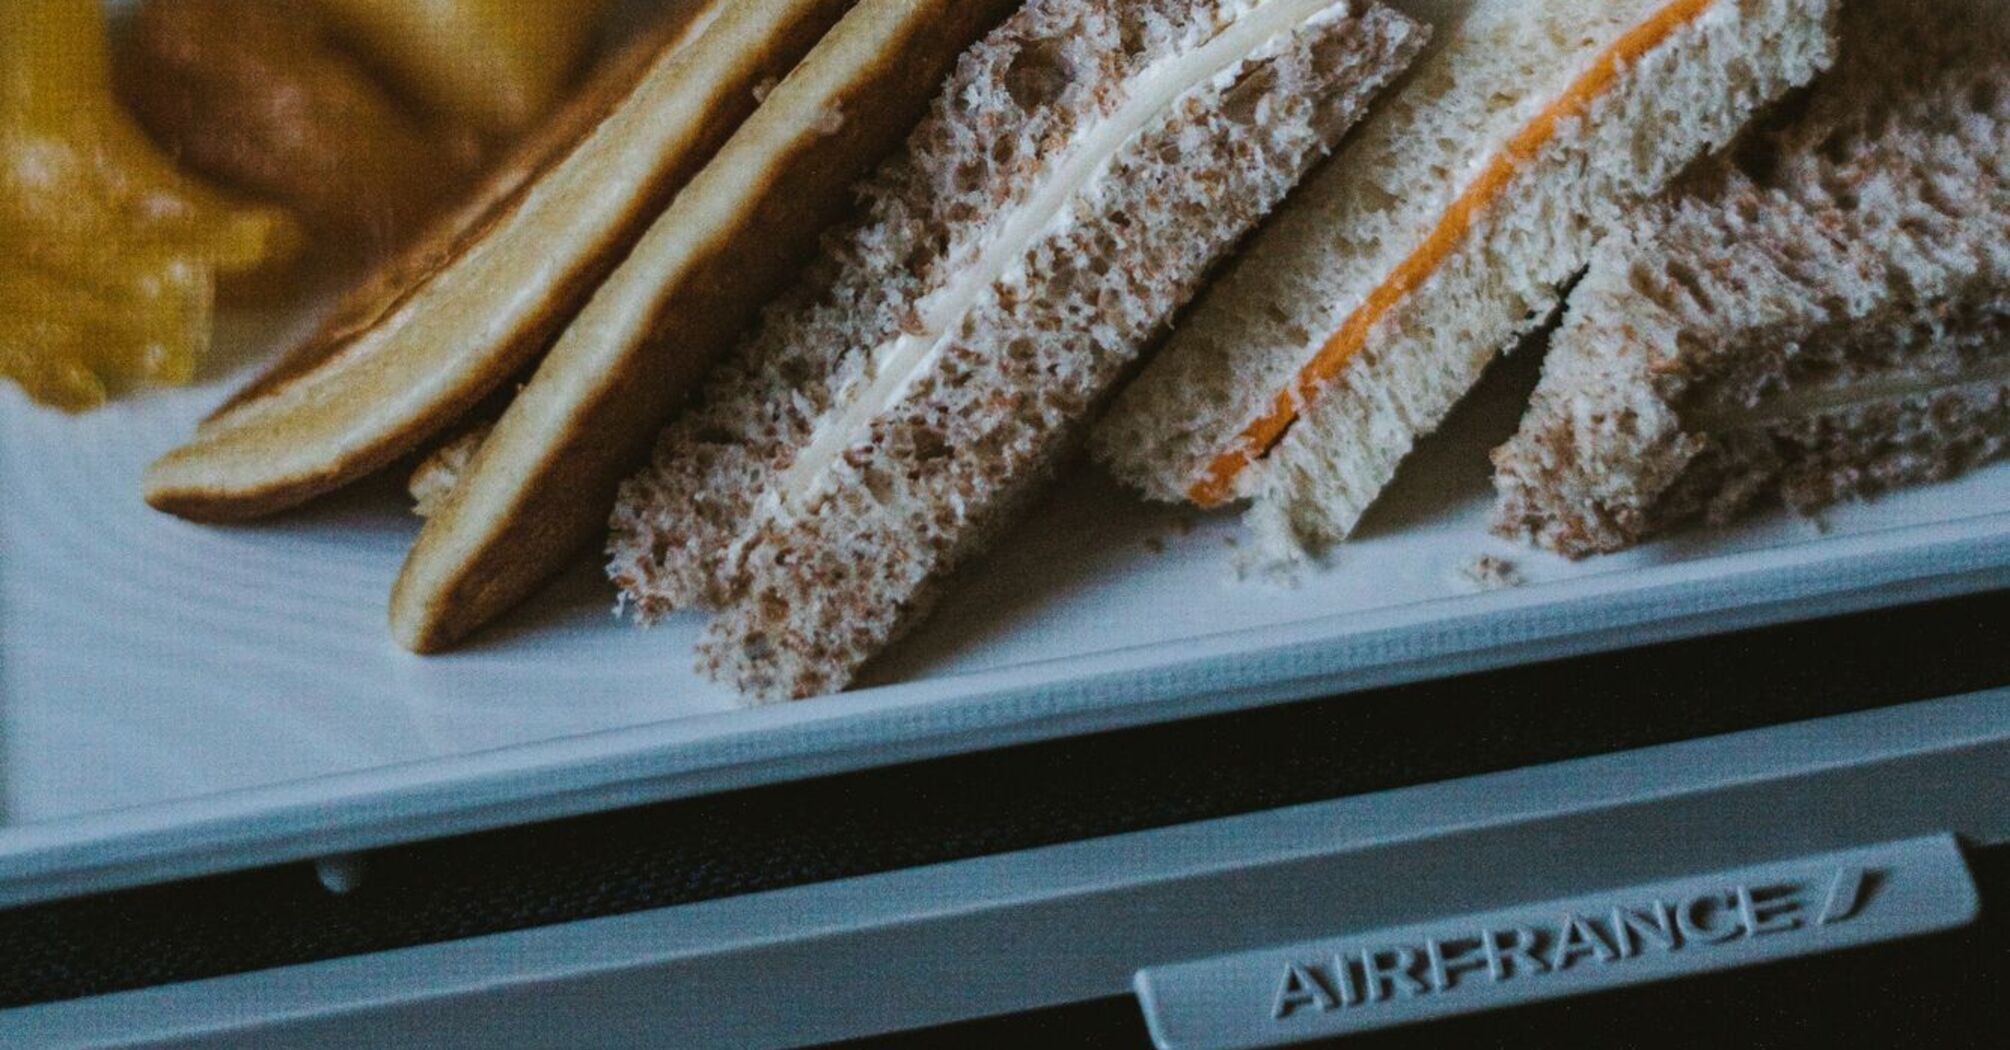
[772,0,1348,515]
[1690,355,2010,432]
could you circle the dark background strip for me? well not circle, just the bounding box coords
[841,842,2010,1049]
[1,590,2003,1009]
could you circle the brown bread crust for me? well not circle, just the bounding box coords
[611,0,1426,698]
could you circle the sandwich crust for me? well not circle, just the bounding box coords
[1093,0,1839,559]
[389,0,1024,654]
[611,0,1427,699]
[1492,0,2010,556]
[142,0,832,523]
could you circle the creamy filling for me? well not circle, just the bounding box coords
[771,0,1346,515]
[1689,355,2010,432]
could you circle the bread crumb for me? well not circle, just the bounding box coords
[752,76,780,104]
[812,103,845,136]
[410,424,493,518]
[1231,534,1313,587]
[1460,555,1524,591]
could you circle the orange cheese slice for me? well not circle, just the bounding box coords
[1188,0,1719,508]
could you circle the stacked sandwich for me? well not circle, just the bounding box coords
[1095,0,1839,560]
[142,0,2004,703]
[609,0,1430,698]
[1493,0,2009,556]
[147,0,1027,637]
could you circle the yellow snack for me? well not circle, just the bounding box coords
[0,0,301,411]
[312,0,614,135]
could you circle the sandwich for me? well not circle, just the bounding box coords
[608,0,1431,700]
[391,0,1022,652]
[1492,0,2008,557]
[1091,0,1840,562]
[143,0,845,521]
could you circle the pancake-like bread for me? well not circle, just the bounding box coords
[208,14,683,419]
[610,0,1429,700]
[1092,0,1839,561]
[1492,0,2009,557]
[390,0,1024,653]
[143,0,844,522]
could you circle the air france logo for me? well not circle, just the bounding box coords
[1271,867,1874,1021]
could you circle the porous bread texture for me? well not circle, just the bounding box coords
[1244,0,1837,559]
[1093,0,1839,561]
[1493,0,2009,558]
[1664,369,2008,532]
[1095,0,1688,504]
[1243,0,1839,558]
[409,425,492,518]
[609,0,1426,699]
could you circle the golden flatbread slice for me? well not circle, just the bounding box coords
[389,0,1020,653]
[197,7,684,421]
[143,0,851,522]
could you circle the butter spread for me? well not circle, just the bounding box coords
[774,0,1351,515]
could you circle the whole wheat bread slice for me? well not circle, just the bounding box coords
[1092,0,1839,562]
[389,0,1020,653]
[1492,0,2010,557]
[610,0,1428,700]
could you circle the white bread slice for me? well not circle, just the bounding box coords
[610,0,1428,700]
[143,0,840,522]
[1093,0,1838,560]
[389,0,1020,653]
[1493,0,2009,557]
